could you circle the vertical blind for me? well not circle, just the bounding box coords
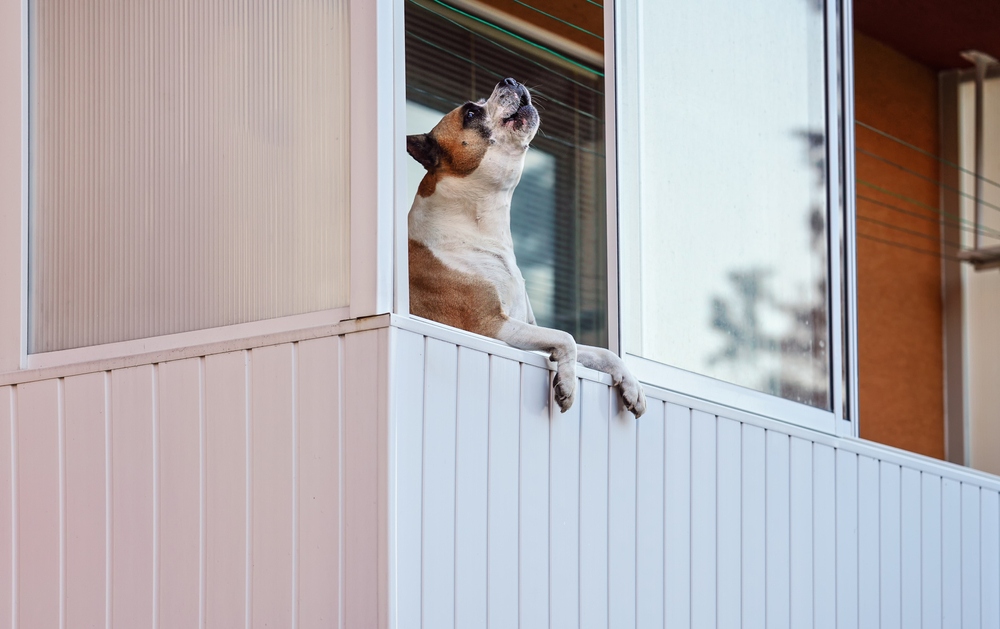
[29,0,350,353]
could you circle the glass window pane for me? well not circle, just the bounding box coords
[29,0,350,353]
[620,0,830,408]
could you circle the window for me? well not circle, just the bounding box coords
[28,0,351,353]
[404,0,609,348]
[615,0,852,429]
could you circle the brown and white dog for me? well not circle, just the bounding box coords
[407,78,646,417]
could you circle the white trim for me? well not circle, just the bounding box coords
[350,0,397,320]
[826,0,845,428]
[393,0,409,316]
[1,307,362,385]
[604,0,620,355]
[841,0,860,437]
[19,0,28,370]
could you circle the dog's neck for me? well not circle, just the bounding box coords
[409,170,520,250]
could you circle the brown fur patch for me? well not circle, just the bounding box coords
[409,239,507,337]
[416,108,490,197]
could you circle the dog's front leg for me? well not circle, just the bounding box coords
[496,319,577,412]
[576,345,647,418]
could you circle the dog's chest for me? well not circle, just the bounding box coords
[434,242,530,320]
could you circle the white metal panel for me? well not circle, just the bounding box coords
[942,478,962,628]
[63,372,107,628]
[204,350,248,628]
[857,455,880,628]
[813,444,836,629]
[836,450,859,629]
[422,338,458,629]
[921,473,943,629]
[982,490,1000,629]
[691,411,717,629]
[297,336,344,629]
[393,329,424,629]
[961,483,981,628]
[717,417,742,629]
[454,346,490,629]
[742,423,766,629]
[549,391,582,629]
[664,403,691,628]
[579,380,610,629]
[636,400,665,629]
[900,468,921,629]
[487,356,520,629]
[111,365,155,629]
[879,462,901,629]
[790,437,813,629]
[250,344,295,629]
[766,431,790,629]
[0,387,11,628]
[156,358,202,629]
[519,364,550,629]
[608,390,637,629]
[343,330,385,629]
[16,380,60,628]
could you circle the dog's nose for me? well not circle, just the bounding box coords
[503,77,518,88]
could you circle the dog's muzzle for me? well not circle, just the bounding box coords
[495,78,538,132]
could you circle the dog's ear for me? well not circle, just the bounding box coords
[407,134,440,171]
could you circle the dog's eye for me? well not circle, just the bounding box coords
[466,110,476,119]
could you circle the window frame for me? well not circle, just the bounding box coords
[391,0,859,434]
[607,0,859,435]
[0,0,397,375]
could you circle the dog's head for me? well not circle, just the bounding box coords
[407,78,539,197]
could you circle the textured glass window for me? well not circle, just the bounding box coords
[29,0,350,353]
[405,0,608,348]
[618,0,831,408]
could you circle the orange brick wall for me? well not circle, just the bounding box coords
[854,31,944,458]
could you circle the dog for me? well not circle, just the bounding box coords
[406,78,646,417]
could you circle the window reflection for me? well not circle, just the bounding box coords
[624,0,830,408]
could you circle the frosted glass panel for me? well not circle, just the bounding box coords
[619,0,830,408]
[29,0,350,353]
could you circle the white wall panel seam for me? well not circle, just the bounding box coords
[338,336,347,629]
[57,378,65,629]
[198,356,207,629]
[152,364,160,629]
[291,342,299,629]
[244,350,252,629]
[103,371,111,629]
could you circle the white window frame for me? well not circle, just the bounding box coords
[0,0,398,375]
[390,0,859,434]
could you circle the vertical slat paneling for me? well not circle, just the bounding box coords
[879,462,901,629]
[579,380,610,629]
[344,330,384,629]
[393,330,424,629]
[857,456,880,628]
[111,365,155,628]
[454,346,490,629]
[742,424,766,629]
[157,358,202,629]
[519,364,550,629]
[716,417,742,629]
[942,478,962,628]
[961,483,981,628]
[900,468,921,629]
[63,373,107,628]
[0,387,11,629]
[813,444,836,629]
[422,338,458,629]
[636,400,665,629]
[836,450,859,629]
[982,490,1000,629]
[608,393,636,629]
[16,381,60,629]
[789,438,813,629]
[549,377,582,629]
[921,473,943,629]
[205,351,248,627]
[765,431,790,629]
[691,411,716,628]
[250,344,295,629]
[487,356,520,629]
[297,336,343,629]
[664,403,691,628]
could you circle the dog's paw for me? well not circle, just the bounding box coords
[552,364,577,413]
[619,374,646,418]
